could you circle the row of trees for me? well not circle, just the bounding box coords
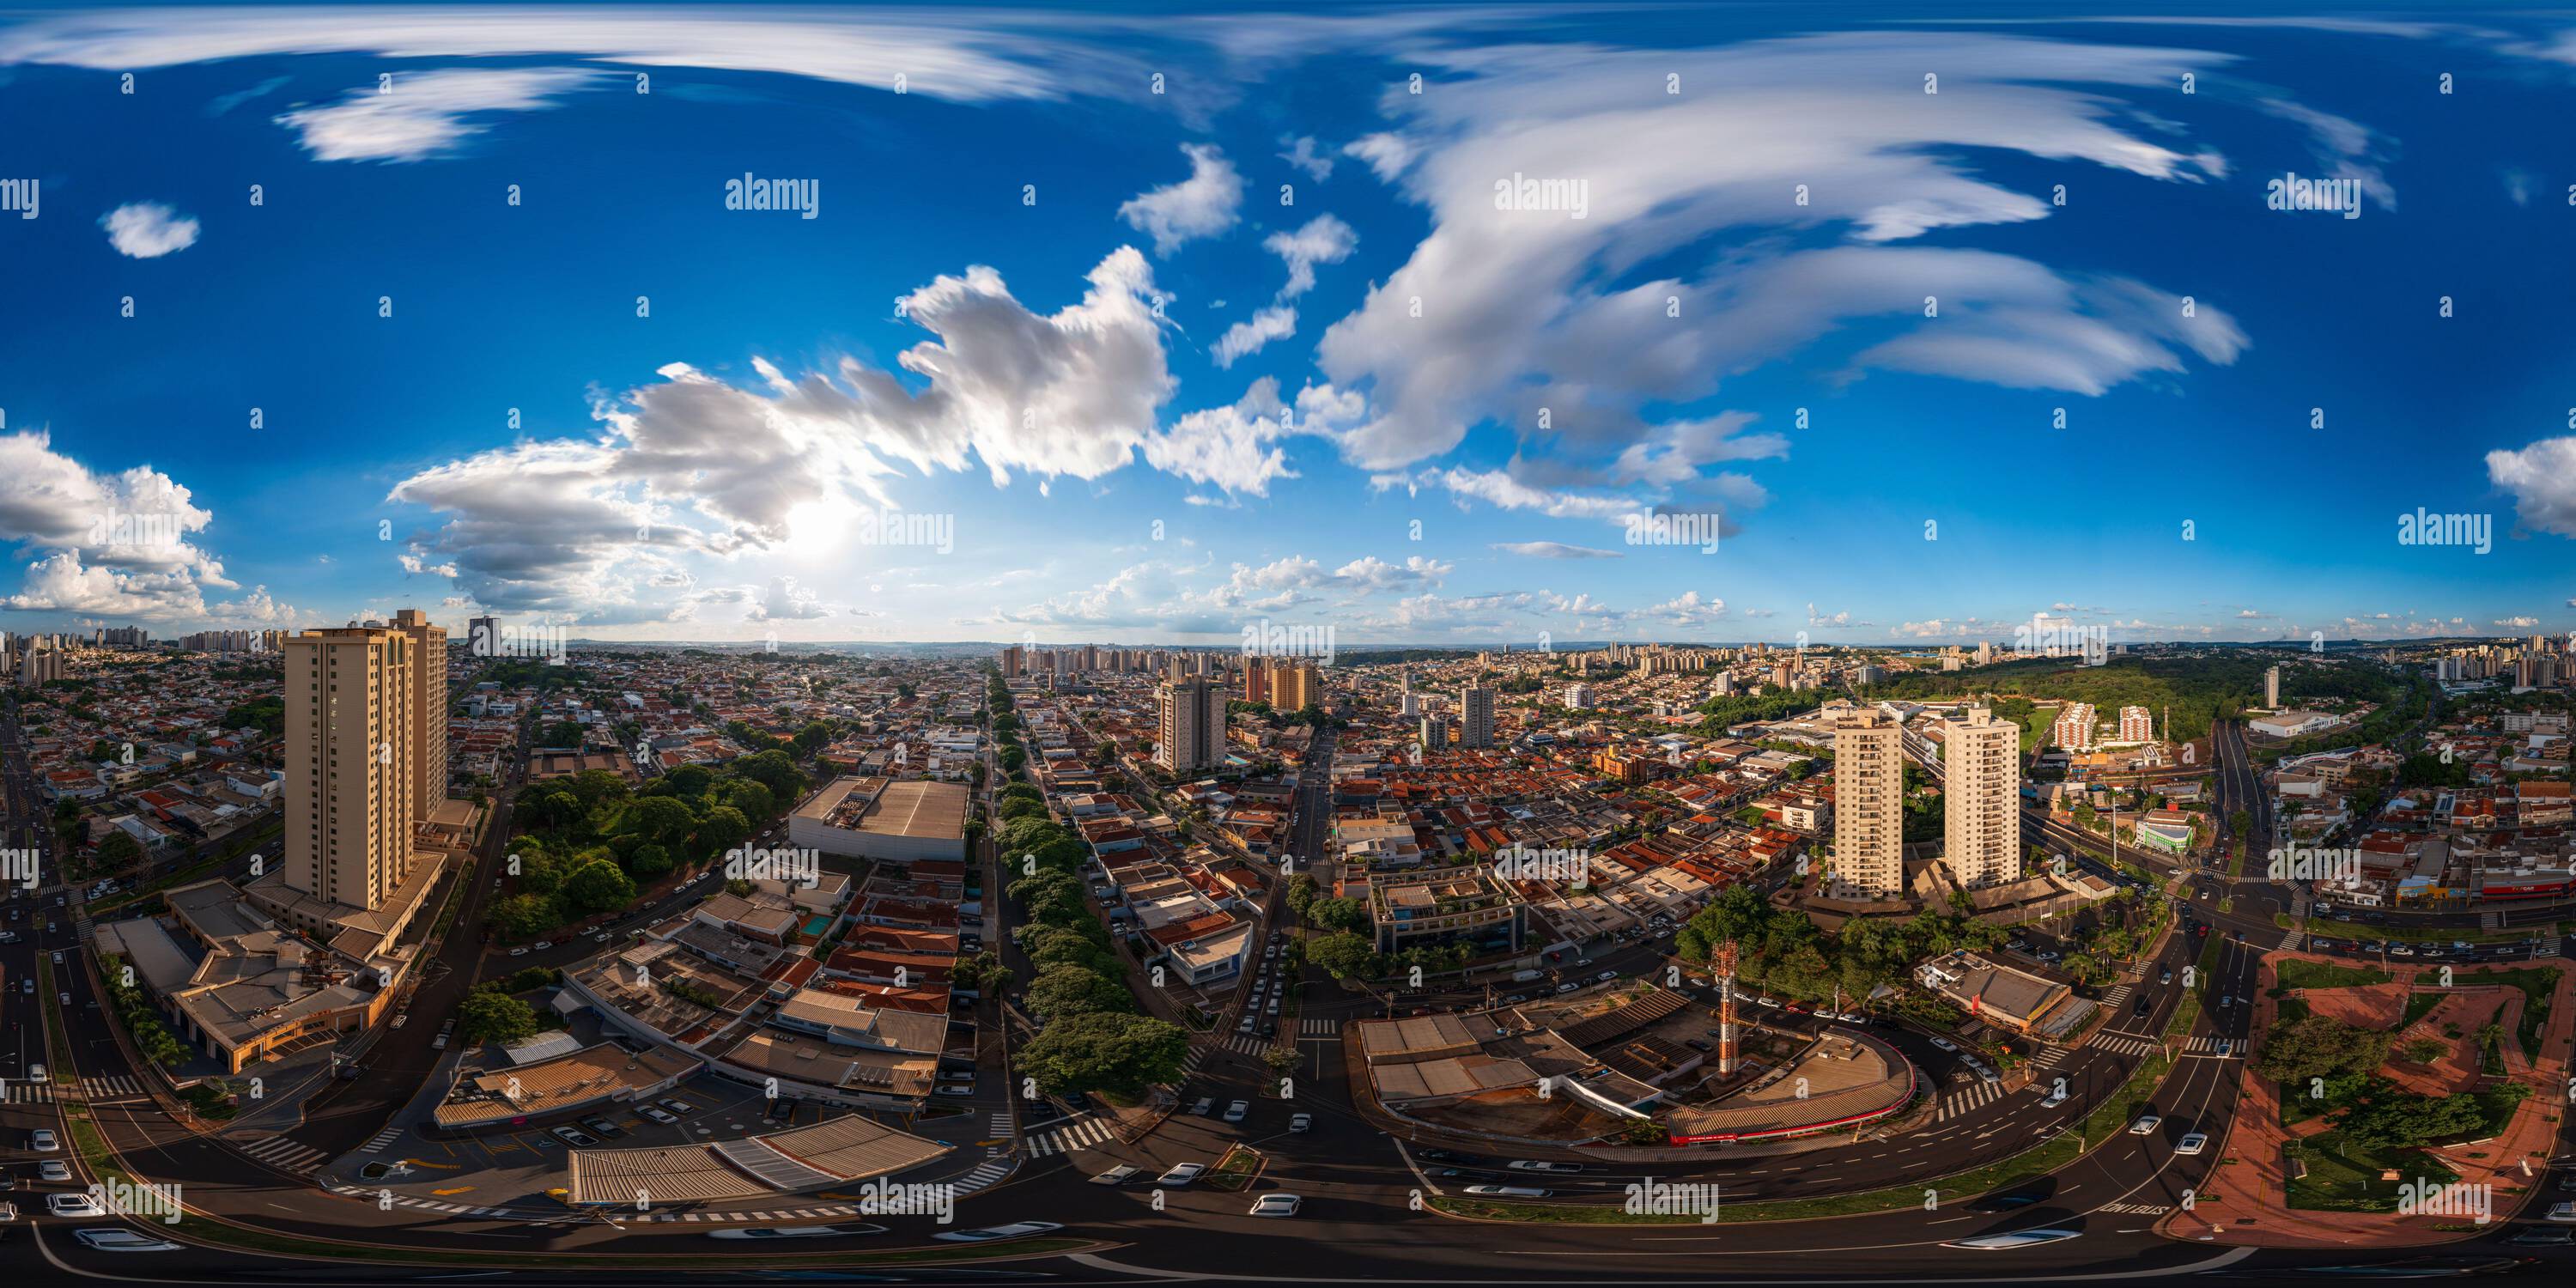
[1002,808,1187,1096]
[496,751,807,939]
[97,952,192,1068]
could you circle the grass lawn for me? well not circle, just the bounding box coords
[2286,1129,2458,1213]
[2451,967,2560,1060]
[2275,997,2312,1024]
[2290,914,2535,947]
[2275,960,2392,992]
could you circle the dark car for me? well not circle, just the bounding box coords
[580,1115,625,1139]
[1417,1148,1459,1163]
[1968,1191,2044,1212]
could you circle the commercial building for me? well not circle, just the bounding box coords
[2250,710,2336,738]
[1366,868,1524,956]
[1940,707,2020,889]
[1832,709,1905,898]
[789,776,970,863]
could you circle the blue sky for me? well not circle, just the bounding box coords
[1,3,2572,647]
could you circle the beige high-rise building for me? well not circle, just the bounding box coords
[266,622,434,937]
[1268,662,1320,714]
[1941,707,2021,889]
[1156,673,1224,773]
[391,609,447,821]
[1459,685,1495,749]
[1832,709,1905,898]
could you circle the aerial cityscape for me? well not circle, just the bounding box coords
[2,1,2573,1284]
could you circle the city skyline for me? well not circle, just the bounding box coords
[3,5,2573,647]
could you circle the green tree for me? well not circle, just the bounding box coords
[1025,964,1135,1020]
[94,829,146,875]
[457,990,540,1046]
[1307,932,1380,981]
[1010,870,1090,925]
[1018,1012,1188,1097]
[489,893,561,940]
[1306,896,1368,935]
[694,804,753,861]
[2253,1016,2393,1086]
[624,795,697,848]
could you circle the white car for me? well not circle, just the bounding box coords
[1157,1163,1208,1187]
[1929,1037,1959,1052]
[38,1161,71,1182]
[2174,1133,2209,1156]
[48,1193,104,1218]
[1462,1184,1552,1199]
[30,1128,58,1152]
[1940,1228,2082,1250]
[1223,1101,1249,1123]
[532,941,552,951]
[638,1106,679,1125]
[1506,1159,1583,1174]
[934,1221,1064,1242]
[2129,1114,2162,1135]
[1248,1194,1303,1218]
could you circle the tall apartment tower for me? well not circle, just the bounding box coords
[1941,707,2021,889]
[1156,674,1224,773]
[391,609,447,820]
[280,623,423,916]
[1832,709,1905,898]
[2263,665,2281,708]
[1269,662,1320,714]
[1459,685,1496,749]
[1243,657,1269,703]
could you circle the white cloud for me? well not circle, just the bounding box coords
[1344,131,1417,181]
[2260,97,2395,212]
[1491,541,1622,560]
[1117,143,1242,256]
[1315,31,2251,471]
[0,431,246,620]
[1212,306,1297,369]
[2488,436,2576,538]
[1278,133,1334,181]
[1265,214,1356,300]
[1145,377,1297,495]
[276,67,596,161]
[2496,616,2539,629]
[99,201,199,257]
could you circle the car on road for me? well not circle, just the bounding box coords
[1929,1037,1958,1052]
[638,1106,679,1125]
[933,1084,975,1098]
[1462,1185,1552,1199]
[1247,1194,1303,1218]
[1414,1148,1460,1162]
[46,1193,102,1218]
[72,1229,182,1252]
[709,1223,885,1240]
[549,1125,598,1147]
[1939,1228,2082,1250]
[933,1221,1066,1242]
[2129,1113,2162,1135]
[1289,1113,1312,1133]
[1595,970,1617,983]
[1224,1100,1249,1123]
[2042,1084,2068,1107]
[1967,1190,2044,1212]
[391,1012,409,1030]
[1089,1165,1145,1186]
[28,1130,56,1153]
[2507,1226,2575,1245]
[1554,982,1578,995]
[2391,944,2415,957]
[2175,1132,2209,1155]
[36,1162,70,1183]
[1504,993,1529,1005]
[1506,1160,1584,1174]
[1157,1163,1208,1187]
[1190,1097,1214,1116]
[2547,1201,2576,1224]
[532,940,552,951]
[508,946,529,957]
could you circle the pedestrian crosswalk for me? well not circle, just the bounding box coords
[1181,1045,1212,1076]
[2091,1032,2162,1060]
[1218,1033,1282,1056]
[986,1110,1014,1138]
[2032,1046,2070,1070]
[2277,929,2305,951]
[2099,983,2134,1009]
[1933,1079,2008,1122]
[3,1073,145,1102]
[240,1134,328,1175]
[1300,1018,1338,1037]
[356,1124,406,1155]
[951,1157,1012,1195]
[2538,932,2562,959]
[1026,1115,1115,1157]
[2178,1036,2239,1057]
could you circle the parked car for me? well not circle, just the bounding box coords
[639,1106,679,1125]
[1089,1164,1145,1186]
[549,1126,598,1147]
[658,1098,697,1116]
[580,1116,624,1139]
[1224,1100,1249,1123]
[1190,1097,1215,1116]
[1554,982,1578,995]
[1157,1163,1208,1187]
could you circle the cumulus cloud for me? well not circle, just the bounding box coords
[1212,306,1297,369]
[2488,436,2576,538]
[276,67,596,161]
[99,201,199,257]
[1212,215,1357,368]
[1277,133,1334,181]
[0,431,246,619]
[1118,143,1242,255]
